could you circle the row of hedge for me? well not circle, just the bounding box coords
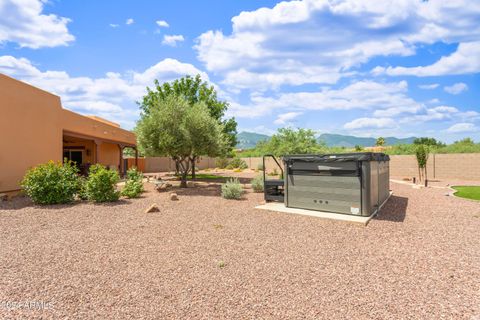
[21,161,144,205]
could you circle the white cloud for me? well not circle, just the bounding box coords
[196,0,480,89]
[373,42,480,77]
[418,83,439,90]
[447,123,477,133]
[444,82,468,95]
[162,34,184,46]
[132,58,209,84]
[109,23,119,28]
[274,112,302,125]
[229,80,420,118]
[126,18,134,25]
[0,0,74,48]
[344,118,396,130]
[0,55,208,129]
[156,20,169,28]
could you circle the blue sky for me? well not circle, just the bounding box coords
[0,0,479,143]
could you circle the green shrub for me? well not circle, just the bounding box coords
[121,167,144,198]
[216,157,230,169]
[228,157,248,169]
[251,175,264,193]
[221,178,244,200]
[77,176,88,200]
[256,163,264,171]
[21,160,80,205]
[85,164,120,202]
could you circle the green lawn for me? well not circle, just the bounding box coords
[452,186,480,200]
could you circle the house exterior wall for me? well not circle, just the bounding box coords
[0,74,63,192]
[0,74,136,193]
[98,143,120,169]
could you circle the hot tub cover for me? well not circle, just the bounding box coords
[283,152,390,163]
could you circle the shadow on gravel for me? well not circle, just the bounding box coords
[0,197,133,211]
[374,195,408,222]
[173,184,222,197]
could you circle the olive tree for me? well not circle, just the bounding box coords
[136,95,226,187]
[139,74,237,178]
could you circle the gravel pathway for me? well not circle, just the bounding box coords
[1,176,479,319]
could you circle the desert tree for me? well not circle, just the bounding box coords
[376,137,386,146]
[136,95,227,187]
[415,144,429,182]
[139,74,237,178]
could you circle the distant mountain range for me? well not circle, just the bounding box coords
[318,133,416,147]
[236,131,416,149]
[236,131,270,149]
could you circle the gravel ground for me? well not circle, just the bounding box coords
[1,173,479,319]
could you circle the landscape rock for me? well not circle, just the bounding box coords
[155,181,172,191]
[144,203,160,213]
[170,193,179,201]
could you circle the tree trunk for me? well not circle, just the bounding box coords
[178,158,190,188]
[191,156,196,179]
[418,166,422,182]
[180,172,188,188]
[424,165,428,183]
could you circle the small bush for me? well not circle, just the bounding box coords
[251,175,264,193]
[216,157,230,169]
[257,163,264,171]
[229,157,248,169]
[121,167,144,198]
[21,161,80,205]
[77,176,88,200]
[221,178,244,200]
[85,164,120,202]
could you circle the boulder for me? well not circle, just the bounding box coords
[170,193,179,201]
[145,203,160,213]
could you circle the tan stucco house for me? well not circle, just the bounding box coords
[0,74,137,193]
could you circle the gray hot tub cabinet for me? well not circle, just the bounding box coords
[283,153,390,217]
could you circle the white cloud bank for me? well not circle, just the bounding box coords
[195,0,480,89]
[447,123,477,133]
[373,42,480,77]
[344,118,396,130]
[0,55,208,128]
[0,0,74,48]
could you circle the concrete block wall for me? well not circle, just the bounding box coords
[140,153,480,181]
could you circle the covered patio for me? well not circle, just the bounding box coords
[63,130,138,176]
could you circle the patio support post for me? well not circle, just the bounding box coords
[94,139,102,164]
[118,144,124,177]
[135,147,138,167]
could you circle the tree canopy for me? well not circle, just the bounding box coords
[254,128,322,156]
[136,95,226,187]
[413,137,445,147]
[139,74,237,150]
[375,137,385,146]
